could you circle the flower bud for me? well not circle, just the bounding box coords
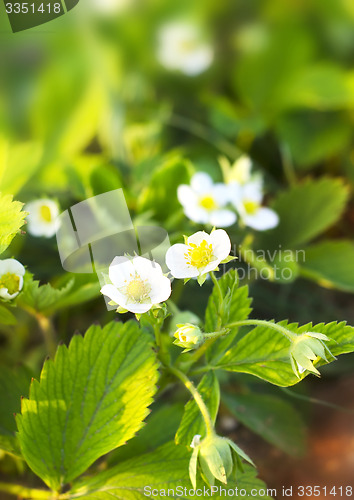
[189,433,254,489]
[289,332,335,378]
[173,323,204,352]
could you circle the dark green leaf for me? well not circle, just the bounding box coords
[300,240,354,292]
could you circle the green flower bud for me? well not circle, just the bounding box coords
[173,323,204,352]
[189,433,255,489]
[289,332,336,378]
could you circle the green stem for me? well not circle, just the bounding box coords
[204,329,229,339]
[225,319,296,341]
[168,365,215,437]
[154,324,162,349]
[0,481,53,499]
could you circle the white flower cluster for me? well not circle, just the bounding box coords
[101,229,232,314]
[178,156,279,231]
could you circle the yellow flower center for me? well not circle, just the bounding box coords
[0,273,20,295]
[125,276,151,303]
[244,200,259,215]
[185,240,214,269]
[40,205,52,223]
[179,39,198,52]
[199,195,217,211]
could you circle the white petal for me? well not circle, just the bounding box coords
[241,182,263,203]
[209,209,236,228]
[132,256,163,278]
[0,259,25,277]
[187,231,211,246]
[209,229,231,261]
[227,182,243,205]
[109,257,135,286]
[190,172,213,194]
[177,185,197,207]
[125,302,153,314]
[100,284,127,306]
[149,275,172,304]
[179,47,213,75]
[165,244,199,278]
[184,205,210,224]
[244,207,279,231]
[212,183,231,206]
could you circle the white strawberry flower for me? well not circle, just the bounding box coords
[178,172,236,228]
[157,21,213,76]
[229,182,279,231]
[0,259,25,300]
[100,256,171,314]
[25,199,60,238]
[166,229,231,283]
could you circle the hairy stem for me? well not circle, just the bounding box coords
[168,365,215,437]
[225,319,297,341]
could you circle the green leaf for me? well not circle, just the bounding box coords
[0,140,42,195]
[0,193,27,254]
[16,321,159,491]
[205,269,252,364]
[0,305,16,325]
[137,154,192,221]
[222,393,306,457]
[276,111,352,168]
[175,372,220,446]
[49,275,101,311]
[17,273,75,315]
[282,65,354,110]
[70,442,272,499]
[214,321,354,387]
[257,178,349,250]
[300,240,354,292]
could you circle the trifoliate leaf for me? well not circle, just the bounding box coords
[16,321,159,491]
[0,193,27,254]
[214,321,354,387]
